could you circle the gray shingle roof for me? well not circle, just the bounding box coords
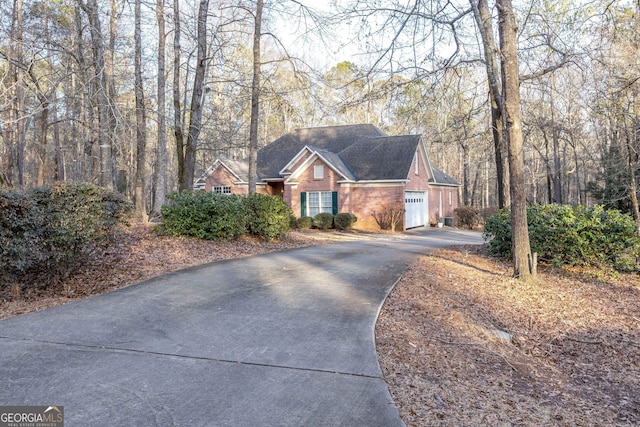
[308,146,356,181]
[257,124,385,179]
[215,124,460,187]
[215,157,250,182]
[338,135,421,180]
[431,167,460,186]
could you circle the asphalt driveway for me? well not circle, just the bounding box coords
[0,228,483,426]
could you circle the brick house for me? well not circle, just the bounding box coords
[200,124,460,230]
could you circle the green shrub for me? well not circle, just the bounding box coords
[0,183,132,287]
[0,190,43,283]
[158,191,245,240]
[243,193,292,241]
[296,216,313,229]
[455,206,479,229]
[334,212,357,230]
[313,213,335,230]
[483,204,640,271]
[28,183,132,279]
[289,215,298,229]
[159,192,292,241]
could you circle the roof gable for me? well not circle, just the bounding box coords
[338,135,421,181]
[213,158,249,183]
[431,167,460,186]
[257,124,385,179]
[285,145,356,182]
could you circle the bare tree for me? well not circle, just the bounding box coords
[471,0,509,208]
[175,0,211,191]
[11,0,27,188]
[80,0,115,189]
[154,0,167,211]
[497,0,534,280]
[173,0,184,189]
[248,0,263,194]
[134,0,147,221]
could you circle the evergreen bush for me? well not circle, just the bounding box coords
[243,193,292,241]
[296,216,313,229]
[313,213,335,230]
[0,191,42,283]
[158,191,245,240]
[483,204,640,271]
[0,183,132,287]
[28,183,132,279]
[334,212,357,230]
[159,191,292,241]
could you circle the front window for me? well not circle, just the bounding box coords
[308,191,333,216]
[213,186,232,194]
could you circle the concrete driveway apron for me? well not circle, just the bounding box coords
[0,228,483,426]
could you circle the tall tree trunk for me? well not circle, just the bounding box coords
[173,0,185,190]
[498,0,534,281]
[550,73,563,204]
[134,0,148,222]
[542,129,553,203]
[34,0,53,186]
[461,141,470,205]
[3,3,18,187]
[81,0,114,189]
[248,0,263,194]
[109,0,120,189]
[624,129,640,235]
[14,0,26,187]
[180,0,210,191]
[53,93,64,181]
[472,0,509,208]
[36,98,49,186]
[154,0,167,211]
[73,4,93,181]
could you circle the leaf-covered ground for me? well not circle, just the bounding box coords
[2,225,638,426]
[376,245,640,426]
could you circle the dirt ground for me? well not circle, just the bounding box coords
[2,225,639,426]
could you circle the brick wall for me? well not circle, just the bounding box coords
[205,167,247,194]
[428,187,459,222]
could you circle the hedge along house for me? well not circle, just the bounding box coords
[200,124,460,230]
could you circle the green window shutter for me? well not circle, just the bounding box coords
[332,191,338,215]
[301,192,307,217]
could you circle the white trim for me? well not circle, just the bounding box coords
[339,180,408,188]
[429,183,460,188]
[417,139,435,182]
[306,191,334,217]
[279,146,314,175]
[214,159,247,184]
[285,149,353,183]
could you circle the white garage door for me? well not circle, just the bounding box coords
[405,191,427,229]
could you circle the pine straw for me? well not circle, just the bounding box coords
[376,245,640,426]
